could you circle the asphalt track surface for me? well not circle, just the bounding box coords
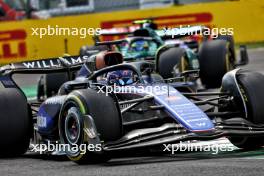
[2,48,264,176]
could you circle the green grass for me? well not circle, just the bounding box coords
[21,85,37,99]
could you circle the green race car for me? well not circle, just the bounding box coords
[80,20,248,89]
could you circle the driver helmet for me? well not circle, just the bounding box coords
[107,70,134,86]
[143,22,158,30]
[131,40,149,52]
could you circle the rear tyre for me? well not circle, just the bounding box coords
[157,47,185,79]
[0,88,31,157]
[228,70,264,149]
[199,40,234,88]
[59,89,122,164]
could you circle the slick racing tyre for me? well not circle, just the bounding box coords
[59,89,122,164]
[199,40,235,88]
[157,47,185,79]
[0,87,31,157]
[227,70,264,149]
[216,35,236,62]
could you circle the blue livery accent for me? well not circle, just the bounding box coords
[37,106,56,134]
[37,96,65,135]
[0,75,16,88]
[133,84,215,131]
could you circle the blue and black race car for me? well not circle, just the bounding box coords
[0,51,263,164]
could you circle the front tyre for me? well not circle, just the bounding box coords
[59,89,122,164]
[157,47,185,79]
[216,34,236,62]
[199,40,234,88]
[227,70,264,149]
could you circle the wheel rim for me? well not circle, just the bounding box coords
[225,42,234,72]
[180,56,188,72]
[60,101,84,157]
[65,107,81,145]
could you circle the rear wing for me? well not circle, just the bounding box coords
[99,25,205,41]
[99,28,134,37]
[0,55,89,76]
[99,19,154,37]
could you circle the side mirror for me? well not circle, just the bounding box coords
[0,7,6,16]
[235,45,249,66]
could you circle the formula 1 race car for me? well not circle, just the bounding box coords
[0,53,263,164]
[80,20,249,89]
